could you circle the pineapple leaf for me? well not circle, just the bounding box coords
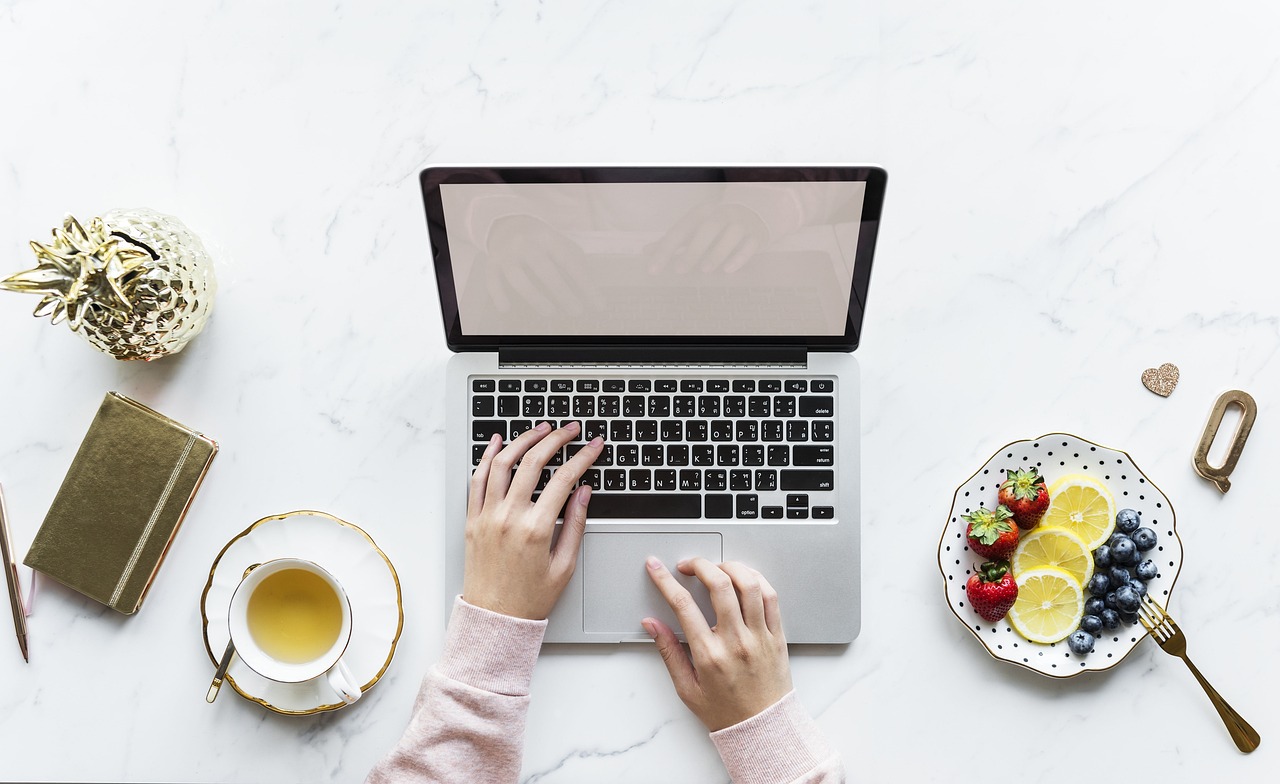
[0,266,74,294]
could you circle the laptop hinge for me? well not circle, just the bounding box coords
[498,345,807,368]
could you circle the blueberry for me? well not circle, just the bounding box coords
[1109,566,1133,589]
[1132,527,1158,551]
[1120,611,1139,626]
[1081,614,1103,634]
[1087,573,1110,597]
[1127,578,1147,596]
[1105,591,1119,610]
[1111,537,1139,565]
[1115,508,1141,533]
[1101,609,1121,630]
[1135,559,1159,581]
[1115,585,1141,613]
[1086,597,1107,616]
[1067,630,1095,655]
[1093,545,1113,568]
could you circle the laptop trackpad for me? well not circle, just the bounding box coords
[583,532,722,636]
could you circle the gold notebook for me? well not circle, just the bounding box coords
[24,392,217,614]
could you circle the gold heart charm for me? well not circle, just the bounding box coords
[1141,363,1180,397]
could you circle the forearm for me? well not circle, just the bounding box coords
[711,691,845,784]
[365,598,547,784]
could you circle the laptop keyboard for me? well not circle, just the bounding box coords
[470,376,837,521]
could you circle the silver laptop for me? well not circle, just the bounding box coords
[422,165,886,643]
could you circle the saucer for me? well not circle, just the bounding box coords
[201,510,403,714]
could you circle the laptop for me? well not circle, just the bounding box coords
[422,165,886,643]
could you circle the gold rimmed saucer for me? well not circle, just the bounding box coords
[200,510,403,714]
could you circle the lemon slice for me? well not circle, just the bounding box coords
[1041,474,1116,550]
[1012,527,1095,587]
[1008,567,1085,643]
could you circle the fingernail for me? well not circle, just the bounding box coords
[566,420,580,431]
[589,436,603,447]
[646,556,662,571]
[535,421,552,432]
[641,619,657,638]
[577,484,592,502]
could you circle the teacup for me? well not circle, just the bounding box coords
[227,558,361,704]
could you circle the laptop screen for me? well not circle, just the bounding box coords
[422,167,886,351]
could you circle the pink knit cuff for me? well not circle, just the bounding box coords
[436,596,547,697]
[710,691,835,784]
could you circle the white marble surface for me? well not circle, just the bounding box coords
[1,1,1278,781]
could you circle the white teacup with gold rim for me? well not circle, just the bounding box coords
[228,558,362,704]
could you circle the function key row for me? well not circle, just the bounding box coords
[474,378,834,394]
[472,394,834,419]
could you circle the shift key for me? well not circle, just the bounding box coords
[793,446,834,466]
[780,469,835,490]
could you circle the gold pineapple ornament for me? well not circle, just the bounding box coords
[1,208,216,360]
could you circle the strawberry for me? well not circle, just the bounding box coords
[962,505,1020,560]
[965,560,1019,622]
[998,468,1050,530]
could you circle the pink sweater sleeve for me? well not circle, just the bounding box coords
[364,597,547,784]
[711,691,846,784]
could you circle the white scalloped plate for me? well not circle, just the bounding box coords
[200,510,403,714]
[939,434,1183,678]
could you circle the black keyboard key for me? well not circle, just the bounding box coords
[628,380,652,392]
[748,396,771,417]
[546,449,564,466]
[654,469,677,490]
[698,396,721,417]
[604,469,627,491]
[674,395,697,417]
[787,494,809,508]
[708,380,730,392]
[582,469,603,491]
[742,445,765,466]
[785,380,807,393]
[787,508,810,519]
[641,445,663,466]
[811,379,834,393]
[499,379,521,392]
[666,444,689,466]
[736,494,759,519]
[583,493,702,519]
[762,506,784,519]
[610,421,633,442]
[705,494,733,519]
[523,396,546,417]
[624,396,646,417]
[760,380,782,393]
[602,379,626,392]
[660,420,683,442]
[629,469,652,491]
[799,396,835,417]
[813,506,835,519]
[723,396,746,417]
[472,444,488,465]
[524,379,548,392]
[648,396,671,417]
[710,420,734,441]
[705,469,728,491]
[577,379,599,393]
[736,421,758,442]
[681,379,704,392]
[732,380,755,393]
[768,445,790,466]
[510,419,533,439]
[497,395,520,417]
[774,396,797,417]
[573,396,595,417]
[655,380,678,393]
[692,445,715,466]
[716,444,740,466]
[472,396,495,417]
[781,470,835,491]
[596,444,614,466]
[597,395,620,417]
[536,469,552,491]
[636,420,658,442]
[548,396,571,417]
[679,469,702,491]
[472,420,506,441]
[787,421,809,442]
[686,421,709,442]
[616,445,640,466]
[730,470,752,491]
[794,445,834,466]
[755,469,777,491]
[473,379,496,392]
[551,379,574,392]
[762,420,784,442]
[812,421,834,442]
[584,420,608,441]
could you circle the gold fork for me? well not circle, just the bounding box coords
[1137,594,1260,753]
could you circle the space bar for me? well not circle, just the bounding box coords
[584,493,701,519]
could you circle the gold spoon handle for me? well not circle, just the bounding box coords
[206,640,237,703]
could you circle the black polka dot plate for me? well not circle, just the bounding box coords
[938,433,1183,678]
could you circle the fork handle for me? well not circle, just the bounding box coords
[1179,654,1261,753]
